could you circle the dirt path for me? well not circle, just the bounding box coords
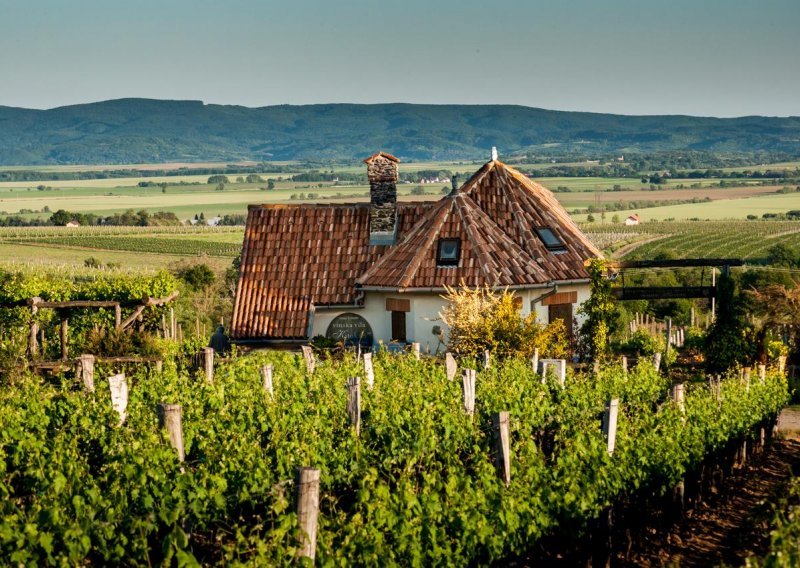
[623,409,800,567]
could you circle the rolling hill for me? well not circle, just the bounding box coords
[0,99,798,164]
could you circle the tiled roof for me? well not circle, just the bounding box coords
[356,193,550,288]
[231,159,601,340]
[230,202,432,339]
[363,151,399,163]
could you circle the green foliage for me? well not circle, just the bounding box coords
[767,243,799,268]
[207,175,230,185]
[0,352,787,565]
[176,264,215,291]
[704,273,753,372]
[579,259,616,361]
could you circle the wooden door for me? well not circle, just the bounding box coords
[391,311,407,342]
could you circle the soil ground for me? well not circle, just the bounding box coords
[621,408,800,567]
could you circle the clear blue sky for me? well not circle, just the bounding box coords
[1,0,797,117]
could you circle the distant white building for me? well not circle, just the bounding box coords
[65,221,80,228]
[625,214,641,226]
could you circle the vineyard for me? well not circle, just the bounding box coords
[0,226,243,258]
[583,220,800,260]
[0,347,787,565]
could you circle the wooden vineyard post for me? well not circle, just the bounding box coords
[114,304,122,329]
[483,349,490,369]
[261,364,274,398]
[602,399,619,456]
[665,318,672,367]
[461,369,476,417]
[778,356,787,374]
[157,403,185,462]
[540,359,566,388]
[296,467,321,564]
[301,345,316,374]
[346,377,361,436]
[653,352,662,372]
[493,411,511,487]
[531,348,539,376]
[363,353,375,390]
[200,347,214,383]
[621,356,628,374]
[690,307,695,327]
[60,317,69,360]
[170,307,176,341]
[744,367,751,390]
[77,354,95,393]
[108,373,128,424]
[672,383,685,413]
[411,342,421,360]
[758,364,766,384]
[445,352,457,381]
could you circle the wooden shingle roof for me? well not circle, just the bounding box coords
[230,159,601,340]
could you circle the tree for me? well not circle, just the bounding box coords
[767,243,798,267]
[611,214,620,223]
[177,264,216,291]
[207,175,230,184]
[246,174,265,183]
[49,209,71,226]
[267,179,276,190]
[579,259,616,362]
[704,272,752,371]
[587,214,595,223]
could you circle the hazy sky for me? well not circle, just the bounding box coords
[1,0,797,117]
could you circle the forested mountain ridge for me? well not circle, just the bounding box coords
[0,98,798,164]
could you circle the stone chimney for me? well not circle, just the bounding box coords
[364,151,399,245]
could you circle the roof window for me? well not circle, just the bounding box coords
[535,227,566,251]
[436,238,461,266]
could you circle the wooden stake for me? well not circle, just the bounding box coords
[201,347,214,383]
[672,383,685,413]
[296,467,321,564]
[758,364,766,383]
[170,307,176,341]
[411,342,421,360]
[77,354,95,393]
[778,356,787,374]
[602,399,619,456]
[653,352,662,372]
[301,345,316,374]
[445,352,457,381]
[363,353,375,390]
[483,349,490,369]
[108,373,128,424]
[114,304,122,328]
[60,317,68,360]
[29,321,39,358]
[531,348,539,375]
[346,376,361,435]
[261,364,274,398]
[493,411,511,486]
[621,355,628,373]
[157,403,185,462]
[461,369,476,417]
[665,318,672,365]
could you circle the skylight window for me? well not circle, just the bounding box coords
[437,238,460,266]
[535,227,566,251]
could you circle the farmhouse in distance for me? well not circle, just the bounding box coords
[230,150,602,348]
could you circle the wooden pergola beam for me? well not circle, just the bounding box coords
[603,258,744,269]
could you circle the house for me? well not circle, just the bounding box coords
[624,214,640,226]
[230,151,602,348]
[65,220,80,228]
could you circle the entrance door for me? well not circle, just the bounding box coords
[548,303,574,337]
[391,311,407,342]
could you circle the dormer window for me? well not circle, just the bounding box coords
[437,238,460,266]
[535,227,566,251]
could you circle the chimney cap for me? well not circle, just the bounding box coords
[363,151,400,164]
[491,147,498,161]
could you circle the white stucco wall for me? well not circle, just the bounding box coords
[311,282,591,348]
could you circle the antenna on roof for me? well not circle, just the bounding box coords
[491,146,498,161]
